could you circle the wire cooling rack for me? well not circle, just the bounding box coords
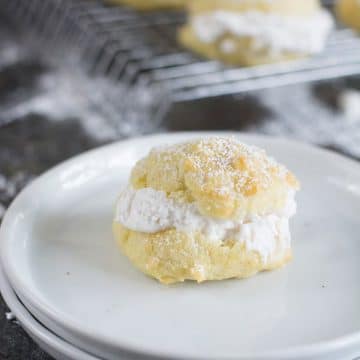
[1,0,360,158]
[3,0,360,98]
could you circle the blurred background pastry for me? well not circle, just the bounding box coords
[113,137,300,284]
[179,0,334,65]
[336,0,360,32]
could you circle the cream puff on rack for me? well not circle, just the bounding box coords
[107,0,186,10]
[113,137,300,284]
[336,0,360,32]
[179,0,334,66]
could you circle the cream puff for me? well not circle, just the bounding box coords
[113,137,300,284]
[336,0,360,32]
[178,0,334,66]
[107,0,186,10]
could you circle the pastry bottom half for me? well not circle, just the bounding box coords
[178,26,304,66]
[113,222,292,285]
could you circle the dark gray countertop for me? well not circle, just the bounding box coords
[0,23,110,358]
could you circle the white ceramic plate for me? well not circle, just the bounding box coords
[0,265,100,360]
[1,132,360,360]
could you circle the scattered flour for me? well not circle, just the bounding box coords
[339,90,360,124]
[5,312,15,321]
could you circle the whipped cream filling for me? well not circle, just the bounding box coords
[190,10,334,55]
[115,187,297,261]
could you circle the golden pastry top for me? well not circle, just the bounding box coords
[187,0,321,16]
[130,137,299,220]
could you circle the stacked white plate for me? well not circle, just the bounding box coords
[1,132,360,360]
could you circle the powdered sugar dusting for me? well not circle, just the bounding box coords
[151,137,290,196]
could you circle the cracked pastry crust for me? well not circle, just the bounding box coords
[107,0,186,10]
[336,0,360,32]
[113,137,299,284]
[178,0,331,66]
[130,138,298,219]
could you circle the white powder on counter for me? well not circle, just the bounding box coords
[5,312,15,321]
[339,90,360,124]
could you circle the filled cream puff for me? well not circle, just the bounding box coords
[336,0,360,32]
[178,0,334,66]
[107,0,186,10]
[113,137,300,284]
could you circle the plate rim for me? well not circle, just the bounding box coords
[2,131,360,360]
[0,264,100,360]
